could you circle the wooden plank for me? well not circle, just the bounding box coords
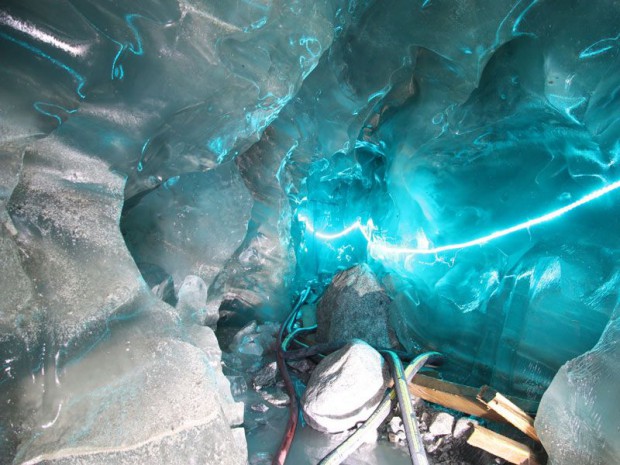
[478,386,540,442]
[466,424,539,465]
[408,374,538,423]
[408,374,500,421]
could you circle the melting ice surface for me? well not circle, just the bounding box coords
[1,0,620,464]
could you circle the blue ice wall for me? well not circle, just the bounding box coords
[287,3,620,401]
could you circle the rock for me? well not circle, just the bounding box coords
[252,362,278,389]
[230,321,279,356]
[453,418,475,438]
[317,264,397,348]
[389,416,404,434]
[251,403,269,413]
[286,358,315,384]
[429,412,455,437]
[176,275,219,326]
[420,411,431,431]
[231,321,258,345]
[301,340,390,433]
[259,389,290,407]
[287,359,315,374]
[427,437,445,453]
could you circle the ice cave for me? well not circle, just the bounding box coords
[1,1,619,464]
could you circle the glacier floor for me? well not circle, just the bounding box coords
[218,326,506,465]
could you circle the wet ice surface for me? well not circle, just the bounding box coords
[249,416,412,465]
[4,306,247,465]
[535,313,620,465]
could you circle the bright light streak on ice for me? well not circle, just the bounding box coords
[299,179,620,257]
[41,402,63,429]
[300,217,373,241]
[0,12,88,57]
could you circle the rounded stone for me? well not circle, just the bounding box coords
[301,340,389,433]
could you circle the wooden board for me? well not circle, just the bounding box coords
[478,386,540,441]
[466,423,539,465]
[408,374,538,423]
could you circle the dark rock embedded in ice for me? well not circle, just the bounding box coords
[317,264,397,349]
[207,126,298,323]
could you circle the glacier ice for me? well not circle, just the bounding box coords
[1,0,620,464]
[122,161,254,296]
[535,309,620,465]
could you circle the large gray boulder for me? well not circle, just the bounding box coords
[317,264,397,349]
[301,340,390,433]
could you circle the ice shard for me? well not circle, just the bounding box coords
[535,310,620,465]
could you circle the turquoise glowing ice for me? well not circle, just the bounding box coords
[299,179,620,257]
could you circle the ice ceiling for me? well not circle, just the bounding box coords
[1,0,619,464]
